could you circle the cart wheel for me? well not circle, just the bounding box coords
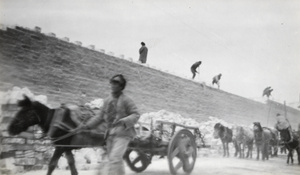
[167,129,197,175]
[124,149,151,172]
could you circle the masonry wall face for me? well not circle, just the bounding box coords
[0,26,299,129]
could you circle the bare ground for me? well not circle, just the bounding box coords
[17,154,300,175]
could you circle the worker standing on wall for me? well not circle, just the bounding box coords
[139,42,148,63]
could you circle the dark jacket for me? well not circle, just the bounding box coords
[139,46,148,63]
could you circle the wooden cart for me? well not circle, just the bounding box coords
[124,120,206,175]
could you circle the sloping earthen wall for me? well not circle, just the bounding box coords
[0,26,299,129]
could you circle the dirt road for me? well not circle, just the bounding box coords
[18,155,300,175]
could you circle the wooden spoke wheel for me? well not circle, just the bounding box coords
[124,149,151,172]
[167,129,197,175]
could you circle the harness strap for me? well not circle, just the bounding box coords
[51,130,79,142]
[47,108,67,137]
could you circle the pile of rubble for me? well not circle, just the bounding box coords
[84,99,103,109]
[0,87,48,106]
[139,110,200,127]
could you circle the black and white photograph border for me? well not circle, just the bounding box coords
[0,0,300,175]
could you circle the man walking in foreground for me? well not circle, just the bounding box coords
[75,74,140,175]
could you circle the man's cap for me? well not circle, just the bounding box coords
[141,42,145,45]
[109,74,127,90]
[110,76,123,83]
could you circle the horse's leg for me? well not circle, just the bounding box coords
[249,143,253,158]
[241,143,244,158]
[234,141,238,157]
[47,148,65,175]
[226,142,230,157]
[291,149,294,164]
[263,143,269,160]
[274,144,278,157]
[222,141,226,157]
[265,143,269,160]
[287,149,290,164]
[245,144,249,158]
[239,143,243,158]
[65,149,78,175]
[246,144,252,158]
[256,144,260,160]
[237,142,240,158]
[247,142,251,158]
[268,145,272,157]
[262,144,265,161]
[297,148,300,165]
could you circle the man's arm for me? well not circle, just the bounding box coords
[117,97,140,129]
[139,47,144,54]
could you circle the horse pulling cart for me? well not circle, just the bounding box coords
[124,120,204,175]
[8,96,208,175]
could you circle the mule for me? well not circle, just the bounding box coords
[253,122,272,161]
[232,125,254,158]
[213,123,233,157]
[276,128,300,164]
[7,96,105,175]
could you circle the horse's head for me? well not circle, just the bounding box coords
[8,95,47,135]
[253,122,263,132]
[213,123,223,139]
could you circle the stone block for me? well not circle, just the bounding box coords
[0,168,12,175]
[23,150,35,157]
[88,45,95,50]
[0,123,9,131]
[61,37,69,42]
[30,34,42,40]
[74,41,82,46]
[47,33,56,37]
[1,131,9,137]
[15,158,36,165]
[34,26,41,33]
[26,139,51,145]
[2,138,26,144]
[1,150,16,159]
[15,151,24,158]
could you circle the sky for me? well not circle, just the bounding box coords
[1,0,300,107]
